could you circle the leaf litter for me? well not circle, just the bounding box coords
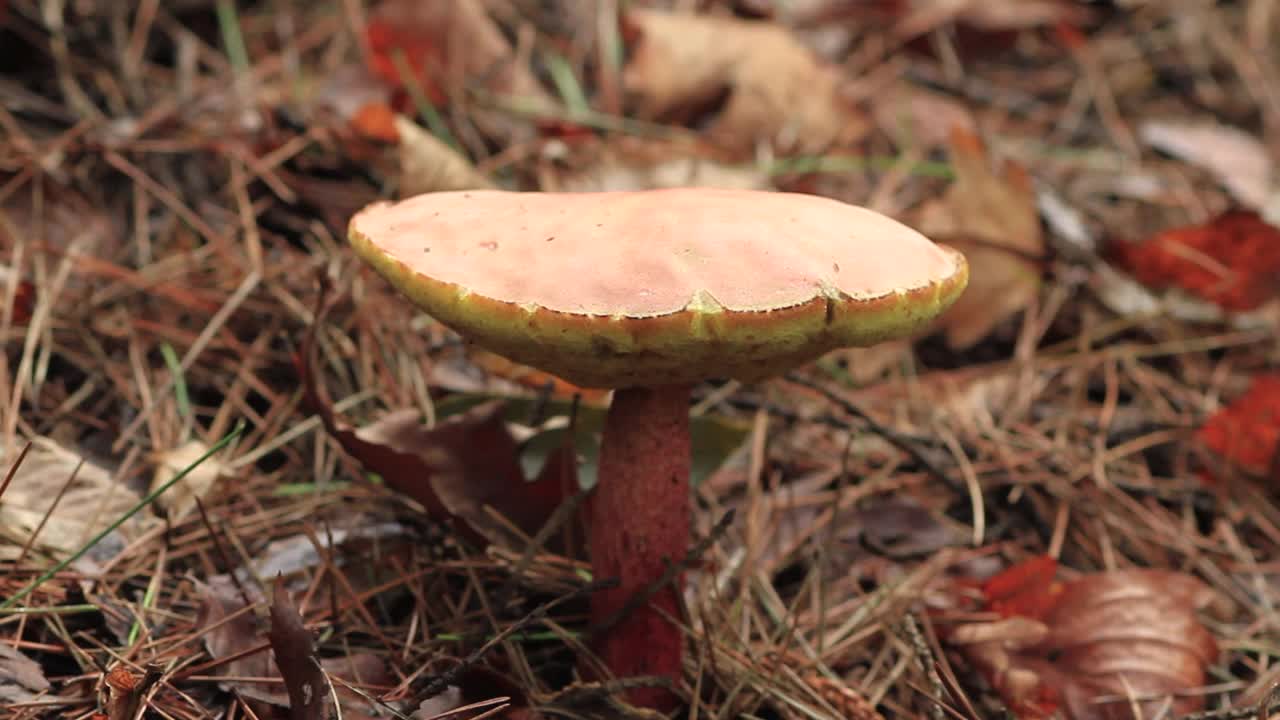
[4,1,1280,719]
[915,127,1047,350]
[949,558,1224,720]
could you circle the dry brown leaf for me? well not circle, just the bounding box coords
[622,9,867,155]
[346,403,578,549]
[150,439,227,525]
[366,0,554,143]
[917,128,1045,350]
[301,320,581,552]
[395,115,494,197]
[952,565,1221,720]
[0,438,151,561]
[1139,119,1278,217]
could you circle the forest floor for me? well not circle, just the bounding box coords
[1,1,1279,719]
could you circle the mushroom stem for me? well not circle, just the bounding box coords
[589,384,691,710]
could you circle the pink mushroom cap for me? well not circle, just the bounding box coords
[349,188,968,388]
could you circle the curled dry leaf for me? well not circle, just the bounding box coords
[622,9,867,155]
[949,557,1221,719]
[1197,373,1280,480]
[1108,210,1280,312]
[195,578,393,718]
[916,128,1046,350]
[269,583,334,720]
[347,403,578,549]
[301,324,581,552]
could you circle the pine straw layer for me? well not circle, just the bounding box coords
[1,1,1278,719]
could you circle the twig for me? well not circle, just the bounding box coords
[0,440,32,503]
[902,612,947,720]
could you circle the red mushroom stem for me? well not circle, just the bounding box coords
[588,384,691,710]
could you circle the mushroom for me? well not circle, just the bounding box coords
[348,188,968,709]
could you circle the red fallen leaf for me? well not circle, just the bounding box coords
[1109,210,1280,311]
[1053,20,1088,51]
[6,278,34,326]
[300,296,581,551]
[350,102,401,144]
[535,118,597,141]
[950,568,1220,720]
[1197,374,1280,479]
[983,554,1061,620]
[365,11,445,103]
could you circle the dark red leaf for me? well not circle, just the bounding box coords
[10,280,34,325]
[300,295,581,551]
[982,554,1061,620]
[1197,373,1280,480]
[195,579,393,718]
[269,583,334,720]
[1109,210,1280,311]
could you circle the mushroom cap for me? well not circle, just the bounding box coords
[349,188,968,388]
